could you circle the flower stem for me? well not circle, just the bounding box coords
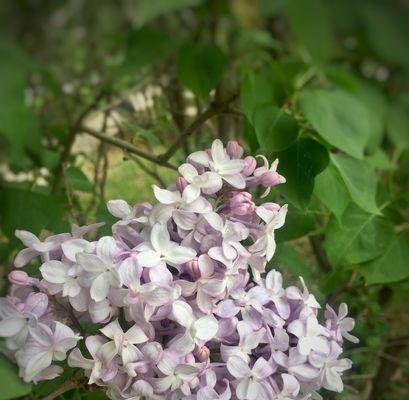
[42,380,77,400]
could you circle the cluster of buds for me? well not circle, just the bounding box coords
[0,140,357,399]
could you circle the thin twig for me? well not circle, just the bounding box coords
[51,91,108,195]
[42,379,77,400]
[128,153,166,187]
[52,297,86,337]
[308,235,331,272]
[80,125,177,170]
[157,94,238,163]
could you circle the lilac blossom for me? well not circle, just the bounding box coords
[0,139,357,400]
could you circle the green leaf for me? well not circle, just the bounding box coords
[0,188,68,243]
[65,166,93,193]
[330,153,379,214]
[134,0,204,27]
[0,355,31,400]
[285,0,333,65]
[362,231,409,285]
[253,105,299,152]
[276,204,315,242]
[386,101,409,150]
[240,70,276,123]
[273,243,314,280]
[362,3,409,69]
[0,36,41,161]
[314,161,350,220]
[319,268,349,296]
[300,89,375,159]
[324,204,394,267]
[121,27,179,73]
[177,43,226,98]
[275,138,329,209]
[367,149,395,171]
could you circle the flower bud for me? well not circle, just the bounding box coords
[242,156,257,176]
[195,346,210,362]
[226,140,244,158]
[230,192,255,216]
[176,177,188,193]
[260,171,281,187]
[8,270,29,286]
[184,258,200,280]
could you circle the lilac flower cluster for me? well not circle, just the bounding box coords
[0,139,357,399]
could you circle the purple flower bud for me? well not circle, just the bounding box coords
[260,171,281,187]
[242,156,257,176]
[176,177,188,193]
[195,345,210,361]
[226,140,244,158]
[184,258,201,280]
[230,192,255,216]
[8,270,29,286]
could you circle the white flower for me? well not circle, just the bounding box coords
[288,315,329,356]
[152,350,199,394]
[137,223,196,268]
[309,341,352,393]
[249,204,288,261]
[40,260,81,297]
[178,163,222,202]
[76,237,121,302]
[170,300,219,355]
[0,293,48,350]
[16,322,80,382]
[100,319,148,365]
[227,356,273,400]
[189,139,246,188]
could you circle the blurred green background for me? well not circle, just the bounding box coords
[0,0,408,399]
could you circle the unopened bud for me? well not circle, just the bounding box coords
[195,346,210,362]
[176,177,188,193]
[260,171,281,187]
[242,156,257,176]
[8,270,29,286]
[226,140,244,158]
[230,192,255,216]
[184,258,200,280]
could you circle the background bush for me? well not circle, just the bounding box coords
[0,0,408,399]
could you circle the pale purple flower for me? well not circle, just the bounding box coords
[137,223,196,269]
[16,321,80,382]
[0,292,48,350]
[249,204,287,261]
[309,341,352,392]
[325,303,359,344]
[189,139,246,188]
[288,315,330,356]
[76,237,121,302]
[68,335,119,384]
[170,300,219,355]
[227,356,273,400]
[178,163,222,202]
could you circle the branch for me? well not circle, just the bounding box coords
[308,235,331,272]
[42,379,77,400]
[157,94,238,163]
[51,91,108,195]
[80,125,177,170]
[128,153,166,187]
